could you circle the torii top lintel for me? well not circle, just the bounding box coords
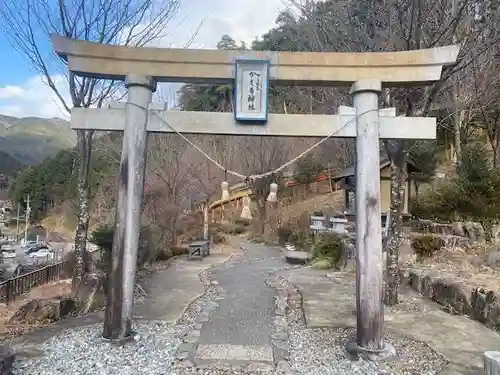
[51,34,460,87]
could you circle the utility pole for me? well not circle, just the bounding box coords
[16,204,20,243]
[24,195,31,245]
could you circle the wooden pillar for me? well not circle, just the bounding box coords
[203,203,209,240]
[103,75,156,341]
[351,79,385,353]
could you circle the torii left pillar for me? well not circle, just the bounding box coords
[103,75,156,341]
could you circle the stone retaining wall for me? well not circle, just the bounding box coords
[404,269,500,330]
[411,219,489,242]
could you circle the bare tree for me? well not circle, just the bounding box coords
[0,0,181,287]
[470,47,500,167]
[239,136,292,233]
[282,0,500,305]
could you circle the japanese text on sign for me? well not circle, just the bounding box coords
[244,70,262,112]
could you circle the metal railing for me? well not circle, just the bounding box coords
[0,261,68,305]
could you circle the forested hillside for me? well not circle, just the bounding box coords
[0,114,75,167]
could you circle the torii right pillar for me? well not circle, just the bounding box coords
[347,79,396,360]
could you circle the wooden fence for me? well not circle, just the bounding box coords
[0,247,101,305]
[0,261,68,305]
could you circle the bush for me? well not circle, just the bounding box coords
[231,225,246,234]
[234,218,251,227]
[311,257,336,269]
[412,144,500,224]
[288,230,313,250]
[411,234,444,258]
[155,249,172,262]
[293,155,324,184]
[212,233,226,244]
[311,232,345,268]
[171,246,188,256]
[218,223,247,235]
[277,227,293,245]
[89,224,159,270]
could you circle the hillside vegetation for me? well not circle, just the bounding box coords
[0,150,25,176]
[0,114,75,166]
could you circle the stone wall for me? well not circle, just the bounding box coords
[404,269,500,330]
[411,219,492,243]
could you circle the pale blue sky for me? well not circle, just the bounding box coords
[0,0,290,118]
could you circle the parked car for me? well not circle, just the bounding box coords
[0,244,16,259]
[29,248,54,260]
[1,249,16,259]
[25,244,49,255]
[21,240,37,249]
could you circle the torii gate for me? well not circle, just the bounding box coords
[52,35,459,357]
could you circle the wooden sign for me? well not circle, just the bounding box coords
[234,59,269,123]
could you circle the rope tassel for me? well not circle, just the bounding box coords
[240,196,253,220]
[221,181,230,201]
[266,182,278,202]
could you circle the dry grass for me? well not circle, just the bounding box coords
[406,241,500,291]
[279,191,344,225]
[42,205,77,241]
[0,279,73,336]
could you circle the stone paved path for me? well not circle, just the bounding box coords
[194,241,285,364]
[134,248,233,324]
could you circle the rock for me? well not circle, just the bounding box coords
[276,360,293,374]
[75,273,106,313]
[467,254,485,267]
[408,270,500,329]
[9,296,81,324]
[407,271,472,315]
[284,251,311,265]
[487,252,500,268]
[463,221,486,243]
[492,224,500,242]
[471,289,500,329]
[271,331,288,341]
[413,220,486,244]
[434,223,455,235]
[452,221,465,237]
[0,344,14,375]
[338,241,356,271]
[471,288,488,323]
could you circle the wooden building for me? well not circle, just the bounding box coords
[332,157,424,214]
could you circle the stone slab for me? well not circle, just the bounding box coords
[279,267,500,375]
[134,251,234,324]
[285,251,311,265]
[195,344,273,361]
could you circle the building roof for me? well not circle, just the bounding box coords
[332,156,423,182]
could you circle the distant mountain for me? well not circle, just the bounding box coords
[0,114,76,166]
[0,150,25,176]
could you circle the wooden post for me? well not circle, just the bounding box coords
[327,162,333,193]
[103,75,156,341]
[350,80,386,354]
[484,351,500,375]
[203,202,209,240]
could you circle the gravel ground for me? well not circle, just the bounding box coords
[288,327,447,375]
[11,322,182,375]
[8,246,449,375]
